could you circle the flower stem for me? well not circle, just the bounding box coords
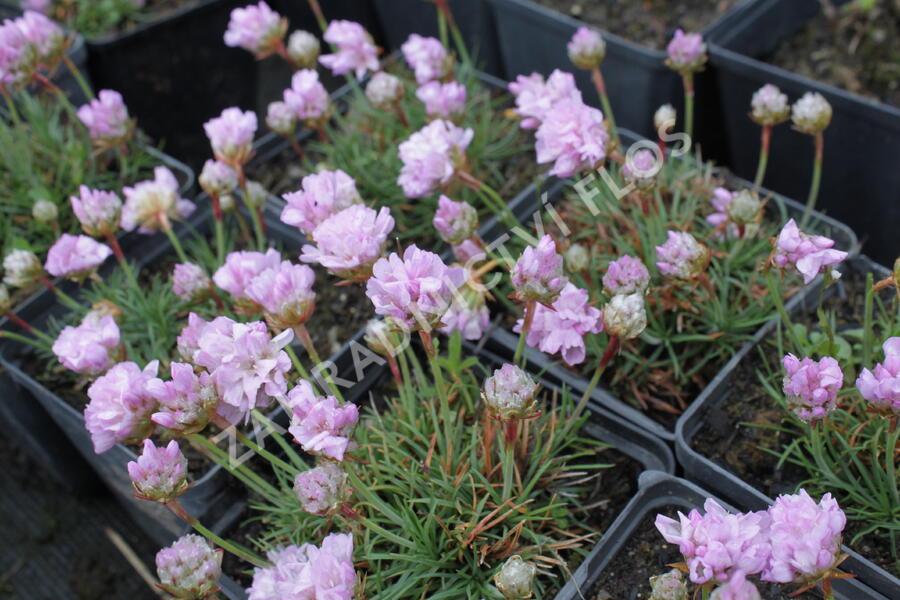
[683,73,695,143]
[62,53,94,101]
[105,233,140,290]
[753,124,771,191]
[167,500,268,568]
[0,329,50,352]
[513,300,535,367]
[591,67,619,143]
[576,336,621,416]
[306,0,328,33]
[766,269,804,351]
[40,275,83,313]
[800,131,824,228]
[161,219,190,264]
[294,324,343,401]
[211,415,295,474]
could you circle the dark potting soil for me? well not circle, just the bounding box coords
[768,2,900,108]
[588,508,819,599]
[690,270,899,575]
[533,0,741,50]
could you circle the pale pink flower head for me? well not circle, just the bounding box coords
[319,20,379,79]
[416,80,466,119]
[751,83,790,126]
[508,70,582,130]
[77,90,131,145]
[293,461,349,516]
[193,318,293,425]
[706,187,738,239]
[172,263,211,303]
[52,313,120,376]
[792,92,832,135]
[176,312,208,363]
[773,219,847,284]
[483,363,538,420]
[439,286,489,341]
[300,205,395,281]
[621,148,660,190]
[366,245,466,330]
[213,248,282,302]
[453,238,485,264]
[22,0,52,13]
[365,71,404,108]
[156,534,222,600]
[709,572,761,600]
[245,260,317,330]
[855,337,900,415]
[148,362,218,435]
[762,489,846,583]
[121,166,193,233]
[535,98,608,178]
[287,29,320,69]
[515,282,602,366]
[568,26,605,69]
[18,10,66,66]
[84,360,159,453]
[71,185,122,238]
[433,195,478,246]
[666,29,707,73]
[289,394,359,461]
[603,255,650,296]
[511,234,568,304]
[281,169,362,236]
[265,100,296,136]
[0,18,32,86]
[397,119,474,198]
[781,354,843,422]
[127,439,188,502]
[223,1,287,58]
[199,159,238,200]
[602,293,647,340]
[655,499,770,585]
[656,231,709,280]
[284,68,329,121]
[44,234,111,282]
[248,533,355,600]
[203,107,257,167]
[401,33,447,84]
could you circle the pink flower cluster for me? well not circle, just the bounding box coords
[666,29,707,72]
[602,254,650,296]
[416,80,466,118]
[213,248,281,301]
[508,70,581,130]
[401,34,447,84]
[782,354,843,422]
[439,288,489,341]
[84,360,159,453]
[773,219,847,284]
[156,534,222,600]
[511,234,568,304]
[0,10,65,85]
[77,90,131,145]
[287,382,358,461]
[567,26,605,70]
[44,234,111,282]
[433,195,478,246]
[535,97,608,178]
[294,461,348,516]
[281,169,362,236]
[224,1,287,57]
[172,263,211,303]
[52,312,120,376]
[319,20,379,79]
[515,282,602,366]
[204,107,257,167]
[656,230,709,280]
[244,259,317,330]
[856,337,900,415]
[127,439,188,502]
[199,159,238,200]
[121,166,194,233]
[397,119,474,198]
[284,69,329,122]
[300,205,395,281]
[706,187,740,239]
[147,362,218,434]
[248,533,355,600]
[71,185,122,238]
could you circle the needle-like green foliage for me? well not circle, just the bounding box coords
[24,0,156,38]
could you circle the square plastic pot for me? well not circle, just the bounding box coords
[675,255,899,597]
[704,0,900,266]
[553,470,889,599]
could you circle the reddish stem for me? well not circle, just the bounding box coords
[504,419,518,445]
[290,138,305,160]
[418,329,435,360]
[597,335,621,373]
[40,275,58,295]
[4,312,33,332]
[105,233,126,263]
[210,193,223,221]
[394,104,410,128]
[591,67,607,96]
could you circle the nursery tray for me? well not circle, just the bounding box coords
[704,0,900,266]
[554,470,888,600]
[675,255,900,596]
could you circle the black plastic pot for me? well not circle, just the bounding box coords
[84,0,257,170]
[675,255,899,597]
[704,0,900,266]
[373,0,503,77]
[554,470,889,599]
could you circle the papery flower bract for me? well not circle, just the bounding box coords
[751,83,790,126]
[401,33,447,84]
[535,98,608,178]
[71,185,122,238]
[515,282,602,366]
[289,394,359,461]
[281,169,362,236]
[365,71,404,108]
[3,249,42,288]
[494,555,536,600]
[782,354,843,422]
[84,360,159,453]
[127,439,188,502]
[792,91,832,135]
[726,189,762,228]
[203,107,257,167]
[483,364,538,421]
[507,69,581,130]
[397,119,474,198]
[287,29,319,69]
[148,362,217,435]
[248,533,355,600]
[265,100,296,137]
[763,489,846,584]
[856,337,900,415]
[223,1,287,57]
[603,254,650,296]
[709,572,761,600]
[319,20,379,79]
[366,245,466,330]
[77,89,131,145]
[121,166,193,233]
[52,313,120,376]
[156,534,222,600]
[773,218,847,284]
[245,260,317,330]
[44,234,111,282]
[656,231,709,280]
[363,319,400,357]
[666,29,707,72]
[300,205,394,281]
[433,194,478,246]
[511,234,567,304]
[416,80,466,118]
[213,248,282,302]
[294,461,349,516]
[602,293,647,340]
[284,68,329,121]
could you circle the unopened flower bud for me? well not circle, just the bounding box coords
[602,293,647,340]
[287,30,320,69]
[655,104,676,133]
[511,235,568,304]
[750,83,789,126]
[494,555,536,599]
[621,148,660,190]
[433,195,478,245]
[172,263,212,303]
[655,231,709,280]
[565,244,589,273]
[666,29,707,73]
[265,100,297,137]
[366,71,404,108]
[726,189,762,226]
[127,439,189,502]
[603,255,650,296]
[219,193,236,212]
[199,160,238,199]
[364,319,400,357]
[649,569,688,600]
[0,284,10,314]
[243,180,268,208]
[294,461,350,516]
[3,249,42,288]
[156,534,222,599]
[32,198,58,223]
[483,364,539,421]
[792,92,832,135]
[567,26,605,70]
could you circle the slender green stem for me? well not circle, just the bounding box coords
[251,409,307,470]
[294,324,343,401]
[117,144,129,184]
[162,222,190,264]
[0,329,51,352]
[306,0,328,33]
[436,4,449,49]
[2,89,21,126]
[800,132,824,228]
[167,500,268,568]
[41,276,84,313]
[187,433,280,499]
[501,438,515,499]
[766,269,804,351]
[753,124,771,191]
[246,203,266,251]
[285,344,313,382]
[213,216,226,265]
[62,53,94,101]
[576,336,620,416]
[683,73,695,144]
[591,67,619,143]
[862,272,875,369]
[443,5,471,67]
[514,300,535,366]
[213,415,296,474]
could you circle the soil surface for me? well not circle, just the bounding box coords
[533,0,741,50]
[589,508,819,599]
[769,2,900,107]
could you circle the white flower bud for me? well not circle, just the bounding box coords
[287,30,320,69]
[602,293,647,340]
[3,250,42,288]
[366,72,404,108]
[792,92,832,134]
[726,189,762,226]
[654,104,676,134]
[32,199,58,223]
[750,83,789,126]
[565,244,590,273]
[494,555,536,600]
[243,180,268,209]
[483,364,539,421]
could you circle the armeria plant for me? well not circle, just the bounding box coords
[20,0,163,38]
